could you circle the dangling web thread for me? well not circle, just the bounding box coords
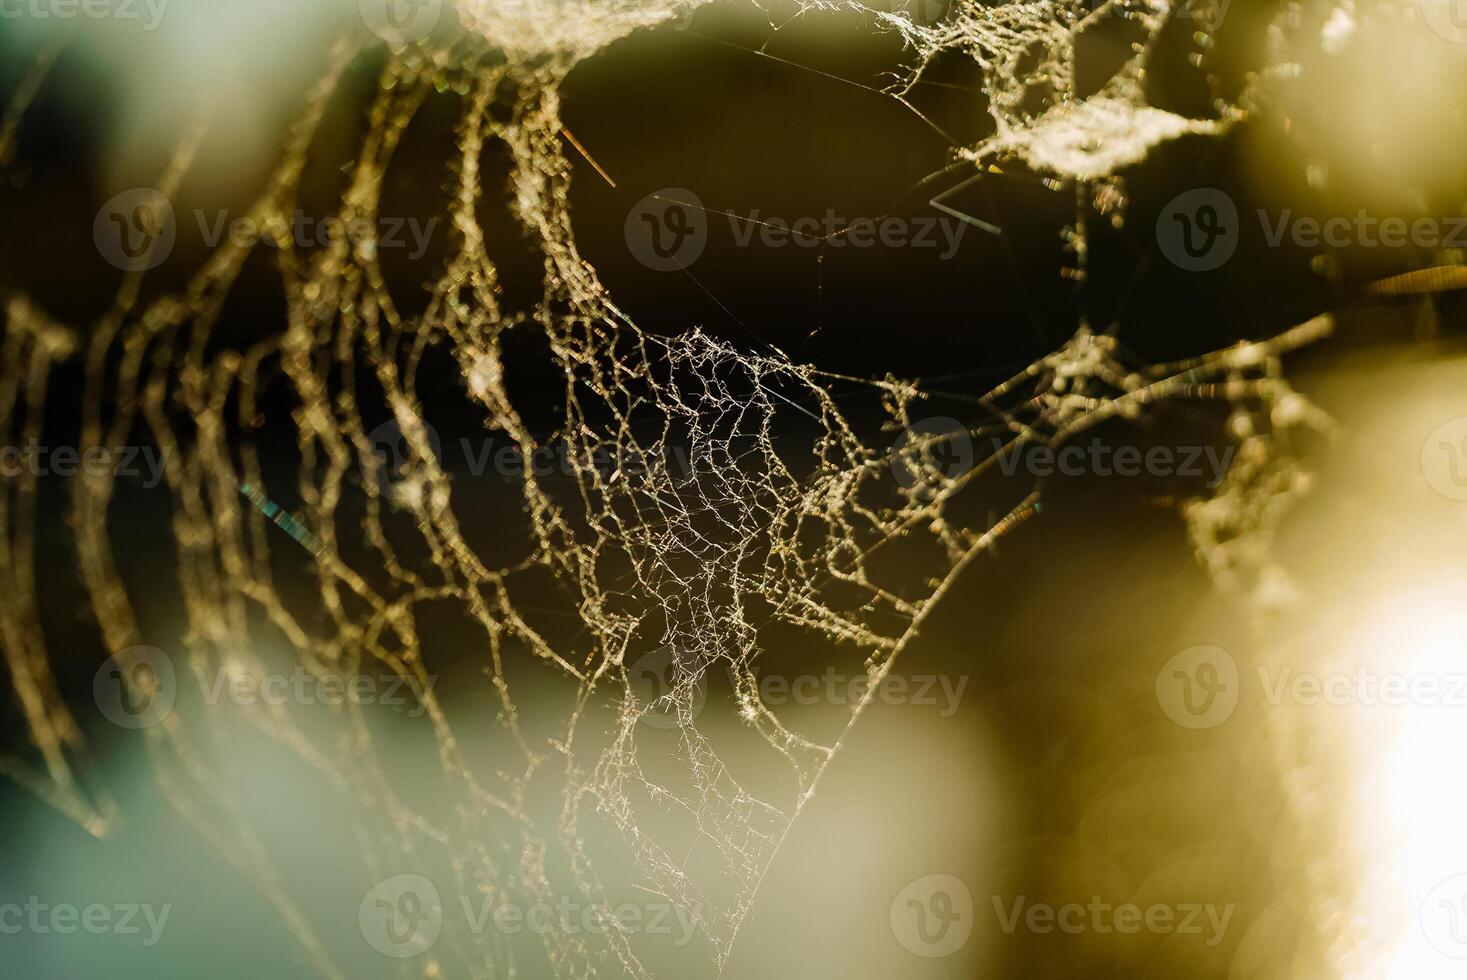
[0,1,1344,977]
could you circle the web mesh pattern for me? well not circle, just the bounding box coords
[0,1,1344,977]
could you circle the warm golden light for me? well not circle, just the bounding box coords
[1352,581,1467,977]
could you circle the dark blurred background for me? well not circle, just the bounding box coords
[2,1,1466,977]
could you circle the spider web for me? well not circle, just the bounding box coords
[0,0,1344,976]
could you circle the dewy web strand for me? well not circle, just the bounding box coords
[0,1,1354,977]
